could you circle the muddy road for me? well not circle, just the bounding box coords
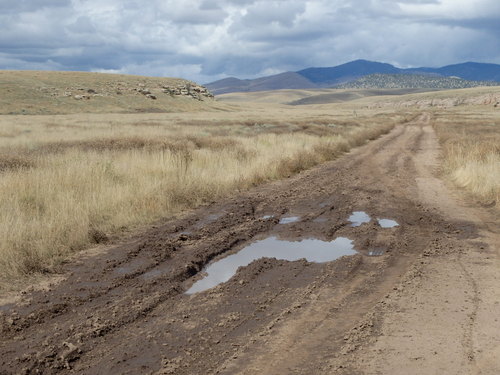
[1,113,498,374]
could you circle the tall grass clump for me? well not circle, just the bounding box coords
[0,116,396,283]
[433,113,500,206]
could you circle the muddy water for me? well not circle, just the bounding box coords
[378,219,399,228]
[0,303,14,312]
[349,211,371,226]
[279,216,301,224]
[368,248,386,256]
[348,211,399,229]
[186,236,357,294]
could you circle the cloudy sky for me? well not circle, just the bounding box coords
[1,0,499,83]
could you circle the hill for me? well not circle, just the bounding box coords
[298,60,400,86]
[336,74,500,90]
[206,59,500,94]
[286,88,441,106]
[206,72,316,95]
[0,71,217,115]
[409,62,500,82]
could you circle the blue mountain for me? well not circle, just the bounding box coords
[206,59,500,94]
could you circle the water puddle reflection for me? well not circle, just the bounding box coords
[348,212,399,229]
[186,236,357,294]
[349,211,371,227]
[378,219,399,228]
[279,216,300,224]
[0,303,14,312]
[261,215,274,220]
[368,248,386,256]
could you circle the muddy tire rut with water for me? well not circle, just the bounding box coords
[1,113,498,374]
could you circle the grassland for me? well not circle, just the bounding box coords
[432,109,500,206]
[1,71,498,287]
[0,108,401,285]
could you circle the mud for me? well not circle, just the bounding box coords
[186,236,357,294]
[0,113,498,375]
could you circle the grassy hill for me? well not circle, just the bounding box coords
[205,72,316,95]
[217,86,500,110]
[0,71,217,115]
[217,87,443,105]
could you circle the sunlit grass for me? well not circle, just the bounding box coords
[433,112,500,206]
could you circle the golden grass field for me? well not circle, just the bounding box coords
[432,109,500,205]
[0,71,498,287]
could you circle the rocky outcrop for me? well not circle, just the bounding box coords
[162,84,214,100]
[36,81,214,101]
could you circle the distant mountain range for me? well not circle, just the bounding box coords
[206,60,500,95]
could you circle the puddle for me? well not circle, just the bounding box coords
[349,211,371,227]
[186,236,357,294]
[319,202,329,208]
[0,303,14,312]
[378,219,399,228]
[279,216,300,224]
[348,212,399,228]
[261,215,274,220]
[368,248,386,256]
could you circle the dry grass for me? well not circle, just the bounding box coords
[0,111,398,283]
[432,111,500,206]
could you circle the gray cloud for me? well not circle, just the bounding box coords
[0,0,70,13]
[0,0,498,83]
[239,1,306,27]
[169,6,228,24]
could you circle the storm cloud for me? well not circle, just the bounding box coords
[1,0,499,82]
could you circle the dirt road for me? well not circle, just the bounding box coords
[1,113,498,374]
